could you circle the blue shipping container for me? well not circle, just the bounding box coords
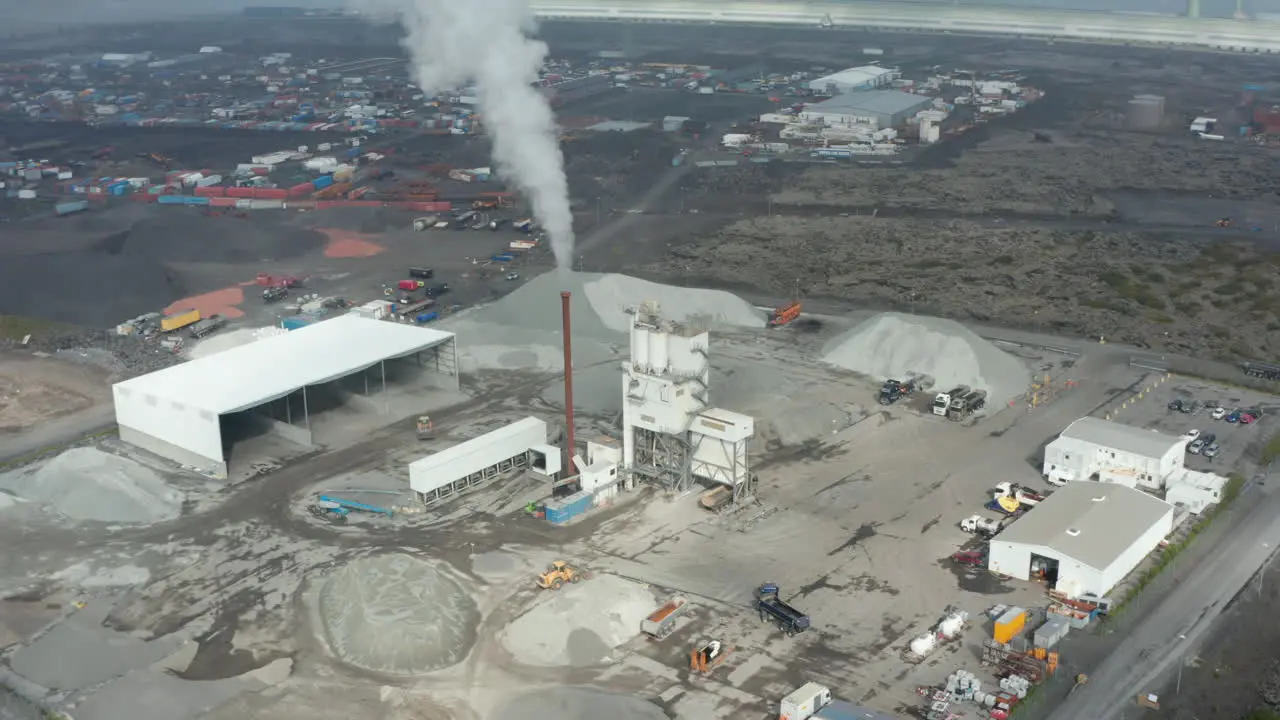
[313,174,334,190]
[184,196,210,206]
[281,317,312,331]
[415,312,439,324]
[346,147,361,158]
[491,255,512,262]
[55,200,89,216]
[157,194,185,205]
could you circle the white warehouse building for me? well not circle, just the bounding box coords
[808,66,899,94]
[988,482,1175,599]
[113,315,458,478]
[1042,417,1185,489]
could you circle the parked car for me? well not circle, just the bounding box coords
[1211,406,1227,420]
[1202,443,1220,459]
[1168,399,1184,412]
[1188,439,1205,454]
[1240,412,1257,425]
[1227,412,1241,424]
[951,550,987,567]
[1184,429,1201,440]
[1202,433,1217,445]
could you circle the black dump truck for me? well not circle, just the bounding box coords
[879,378,917,406]
[1243,361,1280,382]
[756,583,810,636]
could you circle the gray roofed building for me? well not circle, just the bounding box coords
[997,482,1173,571]
[800,90,933,129]
[1059,417,1183,460]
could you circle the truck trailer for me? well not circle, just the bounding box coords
[948,389,987,420]
[756,583,809,636]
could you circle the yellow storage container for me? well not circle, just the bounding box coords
[161,309,201,332]
[993,607,1028,644]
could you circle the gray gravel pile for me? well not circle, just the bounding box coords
[0,330,185,378]
[823,312,1031,409]
[318,554,480,675]
[0,447,183,524]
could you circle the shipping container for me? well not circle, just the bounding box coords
[161,309,201,332]
[209,197,237,207]
[281,316,312,331]
[194,186,225,197]
[285,200,317,210]
[414,311,439,324]
[993,607,1027,644]
[312,174,334,190]
[195,174,223,187]
[253,188,288,200]
[55,200,89,216]
[157,194,186,205]
[247,199,284,210]
[226,187,255,198]
[184,196,211,206]
[288,182,313,197]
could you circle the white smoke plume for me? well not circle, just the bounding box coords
[362,0,576,269]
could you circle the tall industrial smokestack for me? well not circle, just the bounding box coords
[561,291,575,477]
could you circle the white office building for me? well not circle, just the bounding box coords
[1042,417,1185,489]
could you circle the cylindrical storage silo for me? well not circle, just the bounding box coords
[631,324,651,371]
[648,329,669,373]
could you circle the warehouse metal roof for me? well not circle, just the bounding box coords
[113,314,454,415]
[806,90,931,116]
[997,482,1173,571]
[1059,417,1184,459]
[809,66,894,89]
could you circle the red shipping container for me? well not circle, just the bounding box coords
[316,200,337,209]
[194,186,225,197]
[130,193,159,203]
[209,197,237,207]
[343,200,384,207]
[226,187,255,198]
[398,280,419,291]
[251,167,269,175]
[289,182,313,197]
[253,188,288,200]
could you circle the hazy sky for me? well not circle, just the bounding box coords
[1,0,1275,24]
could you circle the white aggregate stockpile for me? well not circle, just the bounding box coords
[460,270,764,342]
[189,326,287,359]
[500,574,656,667]
[0,447,182,523]
[823,312,1031,408]
[319,554,480,675]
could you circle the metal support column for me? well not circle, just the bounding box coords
[286,393,292,425]
[364,370,369,396]
[302,385,310,431]
[381,360,388,415]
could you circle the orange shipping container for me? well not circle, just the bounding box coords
[993,607,1027,644]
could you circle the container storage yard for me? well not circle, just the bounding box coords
[3,9,1280,720]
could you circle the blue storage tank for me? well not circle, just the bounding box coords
[415,312,439,324]
[157,194,185,205]
[281,317,312,331]
[313,174,334,190]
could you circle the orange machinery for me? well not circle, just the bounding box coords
[768,301,801,327]
[689,640,732,674]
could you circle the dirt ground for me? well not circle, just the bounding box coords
[0,355,110,435]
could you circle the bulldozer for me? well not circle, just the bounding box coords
[536,561,587,590]
[416,415,433,440]
[689,640,732,674]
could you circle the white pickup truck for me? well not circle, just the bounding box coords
[960,515,1002,536]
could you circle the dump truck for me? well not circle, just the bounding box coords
[932,386,969,416]
[188,315,226,339]
[263,286,288,302]
[756,583,809,636]
[641,596,690,640]
[536,561,587,590]
[948,389,987,420]
[879,378,917,405]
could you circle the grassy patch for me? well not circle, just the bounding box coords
[0,315,73,341]
[1245,709,1280,720]
[1260,432,1280,465]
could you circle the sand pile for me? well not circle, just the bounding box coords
[500,574,656,667]
[319,554,479,674]
[189,327,287,359]
[0,447,182,523]
[492,688,671,720]
[823,312,1030,409]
